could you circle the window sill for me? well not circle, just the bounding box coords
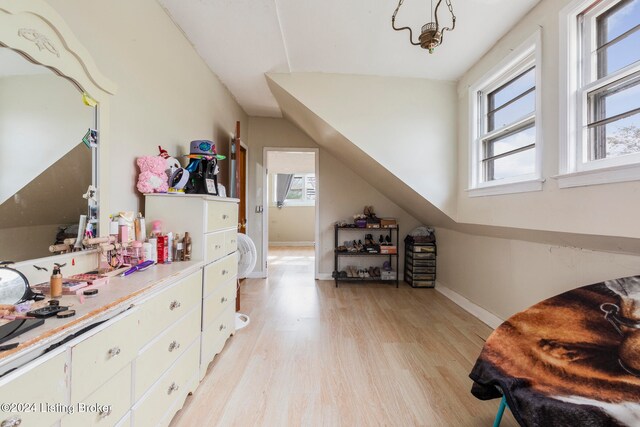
[554,163,640,188]
[466,178,544,197]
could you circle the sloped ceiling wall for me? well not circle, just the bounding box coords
[267,73,458,229]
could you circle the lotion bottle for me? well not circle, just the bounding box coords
[183,232,192,261]
[50,263,63,299]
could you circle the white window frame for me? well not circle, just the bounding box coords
[272,173,316,207]
[558,0,640,188]
[467,30,544,197]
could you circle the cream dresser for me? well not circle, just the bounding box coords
[144,194,239,379]
[0,197,239,427]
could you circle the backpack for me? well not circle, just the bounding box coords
[185,158,219,196]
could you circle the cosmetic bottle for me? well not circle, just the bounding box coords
[50,263,63,299]
[131,241,143,266]
[118,217,129,243]
[135,213,146,242]
[167,232,173,263]
[173,233,183,261]
[148,238,158,263]
[183,232,192,261]
[142,242,153,262]
[109,216,119,240]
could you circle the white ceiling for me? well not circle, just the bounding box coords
[159,0,540,117]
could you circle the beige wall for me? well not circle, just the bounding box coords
[268,206,315,244]
[47,0,248,216]
[247,117,421,276]
[437,0,640,321]
[267,173,315,244]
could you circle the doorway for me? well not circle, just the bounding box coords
[263,148,319,279]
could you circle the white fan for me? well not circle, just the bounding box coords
[237,233,257,278]
[235,233,256,330]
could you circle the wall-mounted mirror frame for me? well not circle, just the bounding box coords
[0,0,116,272]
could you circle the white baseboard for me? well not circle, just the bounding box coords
[435,282,503,329]
[269,242,315,247]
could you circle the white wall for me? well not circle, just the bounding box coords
[437,0,640,321]
[247,117,422,277]
[268,73,459,219]
[47,0,248,216]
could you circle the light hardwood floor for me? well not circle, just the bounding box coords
[171,246,517,426]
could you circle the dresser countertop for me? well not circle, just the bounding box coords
[0,260,204,372]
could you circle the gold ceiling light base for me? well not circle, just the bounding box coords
[392,0,456,54]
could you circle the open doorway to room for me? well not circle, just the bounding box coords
[263,148,319,279]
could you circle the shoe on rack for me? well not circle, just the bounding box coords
[382,261,392,271]
[374,267,381,277]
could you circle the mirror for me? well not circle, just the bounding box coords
[0,265,43,305]
[0,47,97,263]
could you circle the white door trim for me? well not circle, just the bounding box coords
[263,147,320,280]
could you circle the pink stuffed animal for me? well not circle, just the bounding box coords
[136,156,169,193]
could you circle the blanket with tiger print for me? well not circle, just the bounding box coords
[469,276,640,427]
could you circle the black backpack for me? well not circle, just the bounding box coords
[185,158,219,196]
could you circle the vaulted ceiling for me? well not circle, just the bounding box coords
[158,0,540,117]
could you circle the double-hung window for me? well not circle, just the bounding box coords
[274,173,316,206]
[560,0,640,186]
[469,32,542,196]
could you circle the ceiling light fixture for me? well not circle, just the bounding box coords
[392,0,456,54]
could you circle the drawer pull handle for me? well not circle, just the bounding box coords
[215,244,222,249]
[99,408,112,419]
[168,340,181,352]
[168,382,179,395]
[108,347,121,358]
[222,214,229,220]
[219,324,226,331]
[1,417,22,427]
[169,300,181,311]
[221,297,228,304]
[222,269,228,275]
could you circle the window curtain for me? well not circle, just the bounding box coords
[276,174,294,208]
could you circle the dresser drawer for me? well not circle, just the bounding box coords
[63,365,131,427]
[204,253,237,296]
[201,306,235,369]
[0,349,67,427]
[205,231,226,264]
[138,270,201,346]
[135,305,201,401]
[203,280,236,328]
[225,230,238,255]
[206,201,238,232]
[71,309,140,401]
[133,341,199,427]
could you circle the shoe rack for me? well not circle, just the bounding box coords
[333,224,399,288]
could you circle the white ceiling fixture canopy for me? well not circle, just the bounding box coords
[158,0,540,118]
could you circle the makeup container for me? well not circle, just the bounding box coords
[142,242,153,262]
[118,217,129,243]
[131,241,143,266]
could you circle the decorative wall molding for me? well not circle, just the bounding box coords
[17,28,59,57]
